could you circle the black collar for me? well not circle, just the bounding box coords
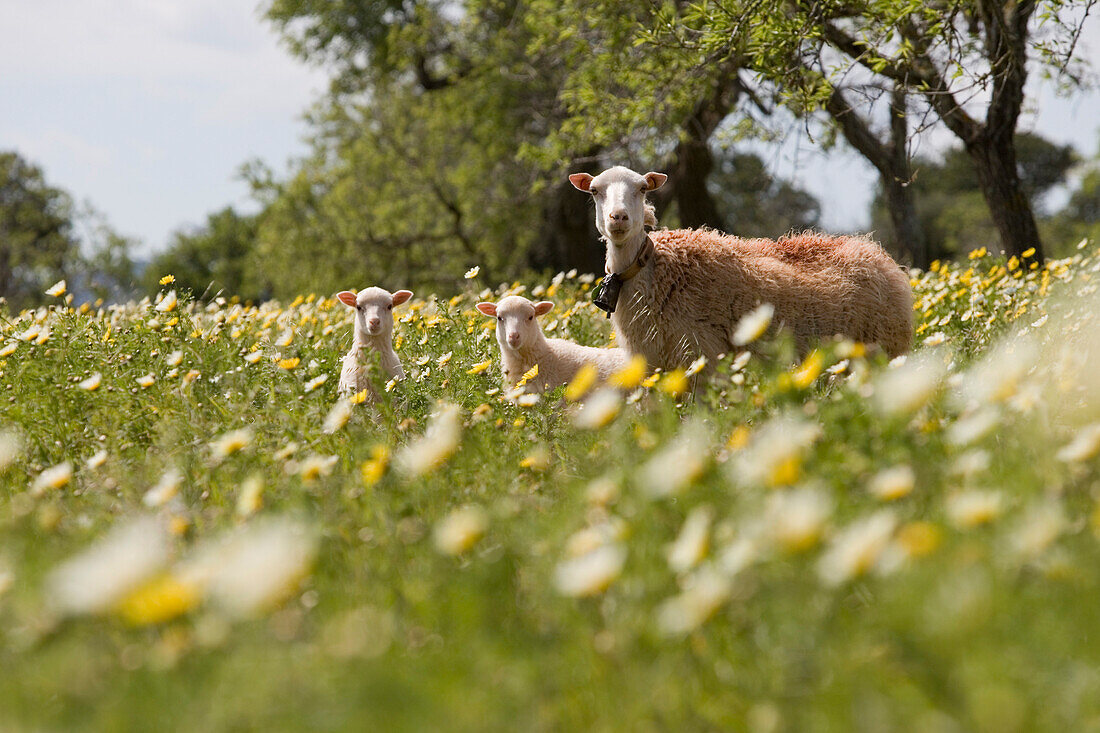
[592,236,654,317]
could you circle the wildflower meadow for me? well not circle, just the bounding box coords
[3,243,1100,731]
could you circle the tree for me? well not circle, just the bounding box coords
[0,151,80,307]
[870,133,1075,262]
[143,207,261,300]
[709,150,820,237]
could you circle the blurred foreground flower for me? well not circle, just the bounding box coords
[46,516,170,615]
[872,349,949,415]
[554,543,626,597]
[323,399,353,434]
[210,428,253,462]
[396,403,462,476]
[656,567,732,636]
[667,506,712,573]
[572,389,621,429]
[433,506,488,556]
[730,415,820,488]
[31,461,72,496]
[817,510,898,586]
[143,468,183,508]
[638,421,710,498]
[563,363,598,402]
[0,430,22,470]
[1057,423,1100,463]
[608,355,647,389]
[732,303,773,346]
[765,486,832,552]
[867,465,916,501]
[78,373,102,391]
[946,490,1004,529]
[188,518,318,618]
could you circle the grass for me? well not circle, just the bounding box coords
[2,244,1100,731]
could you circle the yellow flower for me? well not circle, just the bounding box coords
[136,374,155,388]
[115,574,199,626]
[277,357,300,370]
[790,349,823,389]
[520,445,551,471]
[349,388,371,405]
[516,364,539,387]
[467,360,492,375]
[608,354,647,389]
[897,521,941,558]
[78,373,102,391]
[155,290,177,312]
[361,445,390,487]
[658,369,688,397]
[45,279,66,297]
[0,342,17,358]
[563,363,598,401]
[159,274,176,285]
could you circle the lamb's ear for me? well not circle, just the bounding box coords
[475,302,497,317]
[644,172,668,191]
[568,173,593,192]
[337,291,358,308]
[391,290,413,307]
[534,301,554,317]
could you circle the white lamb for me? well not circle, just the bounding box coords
[336,287,413,395]
[476,295,628,393]
[569,166,913,369]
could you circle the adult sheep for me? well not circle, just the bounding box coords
[569,166,912,369]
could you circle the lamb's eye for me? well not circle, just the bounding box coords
[527,316,533,321]
[387,304,392,310]
[497,316,502,322]
[639,185,648,193]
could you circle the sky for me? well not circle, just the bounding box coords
[2,1,1100,254]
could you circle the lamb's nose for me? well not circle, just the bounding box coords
[368,318,381,329]
[609,211,629,222]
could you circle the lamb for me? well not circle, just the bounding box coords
[568,165,912,369]
[475,295,628,393]
[336,286,413,395]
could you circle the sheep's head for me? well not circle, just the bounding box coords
[337,286,412,340]
[476,295,553,352]
[569,166,666,247]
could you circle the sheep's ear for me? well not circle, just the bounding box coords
[533,301,554,317]
[337,291,358,308]
[644,172,668,191]
[391,290,413,307]
[476,302,497,317]
[568,173,593,192]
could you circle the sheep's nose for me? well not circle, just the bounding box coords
[507,333,520,346]
[609,210,629,222]
[368,318,381,329]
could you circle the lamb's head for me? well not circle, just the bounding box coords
[337,286,413,340]
[476,295,553,352]
[569,166,666,246]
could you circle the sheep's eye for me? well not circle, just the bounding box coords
[356,305,363,311]
[527,315,533,321]
[639,185,648,193]
[496,316,502,321]
[387,304,392,310]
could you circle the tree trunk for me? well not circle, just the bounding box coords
[528,175,605,275]
[670,127,723,229]
[966,133,1045,265]
[881,174,927,268]
[826,85,928,267]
